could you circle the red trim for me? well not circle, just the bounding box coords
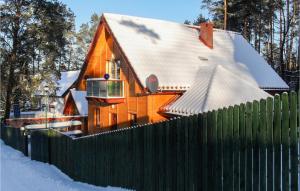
[137,91,183,96]
[86,97,125,104]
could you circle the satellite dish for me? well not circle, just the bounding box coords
[146,74,159,93]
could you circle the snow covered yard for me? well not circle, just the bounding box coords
[0,140,127,191]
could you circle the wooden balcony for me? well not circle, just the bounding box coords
[86,78,125,104]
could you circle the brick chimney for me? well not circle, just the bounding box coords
[199,22,213,49]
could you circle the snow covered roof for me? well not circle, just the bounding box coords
[70,89,88,116]
[56,71,80,97]
[103,13,288,90]
[162,65,271,115]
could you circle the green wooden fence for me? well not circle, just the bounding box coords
[0,125,28,156]
[16,91,300,190]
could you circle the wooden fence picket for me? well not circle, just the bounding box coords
[266,97,274,191]
[245,102,253,191]
[202,113,208,191]
[282,93,290,191]
[289,91,298,191]
[259,99,267,191]
[238,104,246,191]
[217,109,223,191]
[252,100,260,191]
[274,94,281,190]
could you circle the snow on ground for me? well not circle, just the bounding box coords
[0,140,127,191]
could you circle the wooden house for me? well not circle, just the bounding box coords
[64,13,289,134]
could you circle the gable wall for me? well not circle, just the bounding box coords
[63,93,79,116]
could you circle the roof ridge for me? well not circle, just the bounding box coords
[103,12,185,26]
[104,13,242,36]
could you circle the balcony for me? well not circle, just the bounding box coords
[86,78,125,104]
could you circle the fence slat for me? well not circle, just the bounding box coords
[207,111,217,190]
[202,113,208,191]
[239,104,246,191]
[233,105,239,191]
[273,94,281,190]
[223,107,231,190]
[266,97,274,191]
[245,102,253,191]
[289,91,298,191]
[252,100,260,191]
[217,109,223,191]
[282,93,290,191]
[259,99,267,191]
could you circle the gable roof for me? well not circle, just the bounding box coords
[57,70,80,97]
[103,13,288,90]
[69,89,88,116]
[162,65,271,115]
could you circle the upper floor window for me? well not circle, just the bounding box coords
[106,57,121,79]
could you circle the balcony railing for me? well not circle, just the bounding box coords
[86,78,124,98]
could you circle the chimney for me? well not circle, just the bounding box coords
[199,22,213,49]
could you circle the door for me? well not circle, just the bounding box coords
[111,113,117,130]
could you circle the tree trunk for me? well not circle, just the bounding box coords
[296,0,300,68]
[224,0,227,30]
[286,0,290,70]
[270,2,274,66]
[279,6,285,75]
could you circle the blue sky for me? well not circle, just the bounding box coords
[60,0,208,31]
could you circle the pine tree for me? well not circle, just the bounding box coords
[200,0,300,85]
[0,0,74,119]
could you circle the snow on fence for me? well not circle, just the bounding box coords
[2,91,299,191]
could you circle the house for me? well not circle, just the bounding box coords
[65,13,288,134]
[10,70,80,119]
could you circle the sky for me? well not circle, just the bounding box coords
[59,0,208,31]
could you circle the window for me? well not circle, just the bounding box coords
[95,109,100,129]
[129,113,137,126]
[106,58,120,79]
